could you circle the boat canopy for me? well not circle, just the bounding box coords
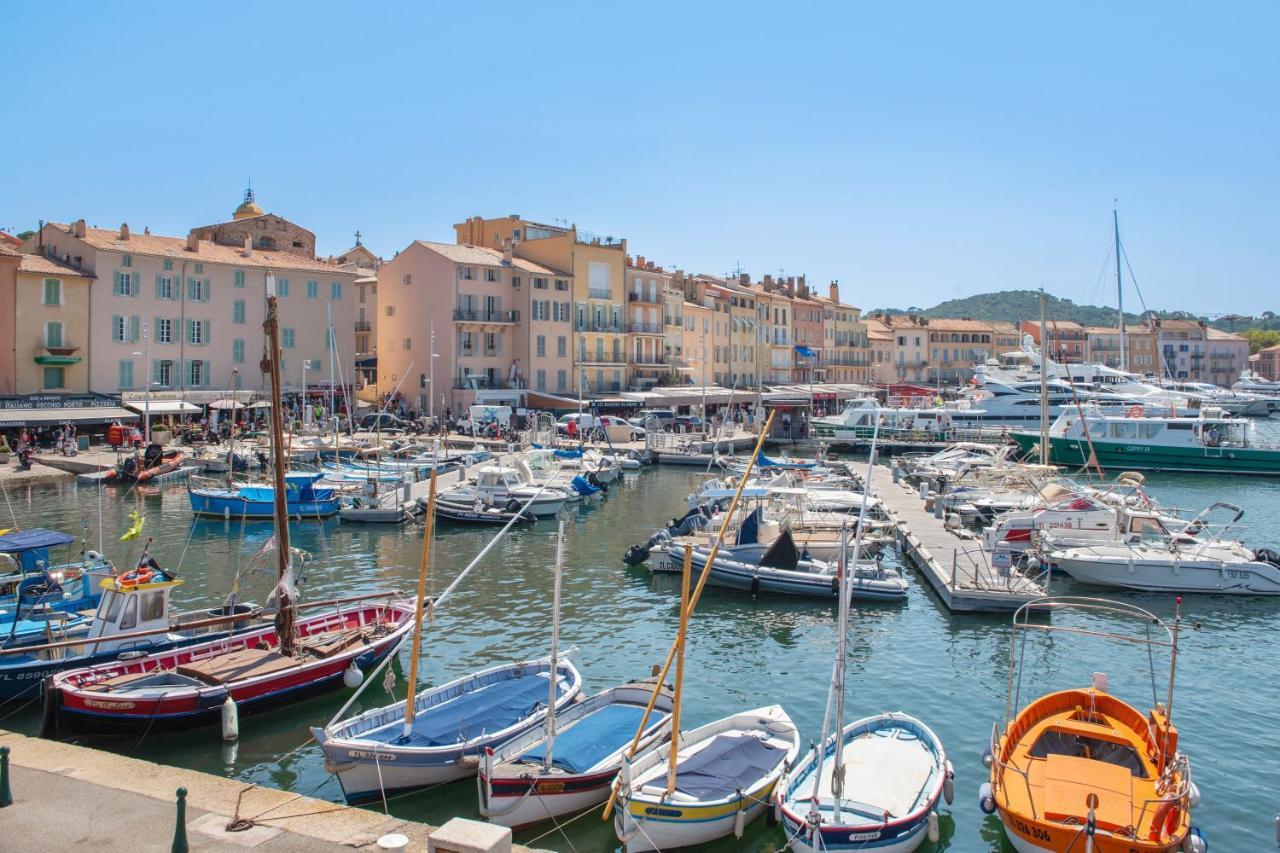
[672,734,784,799]
[0,529,75,553]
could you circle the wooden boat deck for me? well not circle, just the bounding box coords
[866,464,1043,613]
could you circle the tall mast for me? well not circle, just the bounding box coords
[1039,288,1049,466]
[665,543,693,795]
[1115,207,1126,372]
[263,279,295,657]
[543,520,566,771]
[401,467,438,738]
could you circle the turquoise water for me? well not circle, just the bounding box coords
[1,466,1276,851]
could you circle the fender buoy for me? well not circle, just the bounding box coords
[750,575,761,597]
[1128,405,1144,418]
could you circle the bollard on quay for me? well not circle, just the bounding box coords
[172,786,189,853]
[0,745,12,807]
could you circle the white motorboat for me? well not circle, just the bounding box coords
[440,465,573,517]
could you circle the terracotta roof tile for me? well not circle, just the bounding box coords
[54,224,354,276]
[412,240,561,275]
[17,253,93,278]
[925,318,992,331]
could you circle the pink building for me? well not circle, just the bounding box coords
[33,207,355,398]
[376,240,572,415]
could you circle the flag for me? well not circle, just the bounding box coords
[120,510,145,541]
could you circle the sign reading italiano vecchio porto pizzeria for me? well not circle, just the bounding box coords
[0,394,123,411]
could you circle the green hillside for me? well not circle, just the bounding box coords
[872,290,1197,327]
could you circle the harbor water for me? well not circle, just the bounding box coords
[2,465,1278,851]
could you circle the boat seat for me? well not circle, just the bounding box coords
[299,628,369,658]
[1043,753,1134,834]
[176,647,296,685]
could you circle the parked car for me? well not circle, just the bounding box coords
[596,415,646,441]
[639,410,677,431]
[357,413,409,432]
[673,415,705,432]
[556,413,597,436]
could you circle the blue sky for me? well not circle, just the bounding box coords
[2,2,1276,314]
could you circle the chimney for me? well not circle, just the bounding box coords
[243,235,253,257]
[646,261,655,270]
[739,273,750,287]
[143,226,151,235]
[502,238,513,265]
[119,223,130,240]
[72,219,86,238]
[637,255,645,268]
[829,280,839,303]
[763,274,774,289]
[186,231,201,252]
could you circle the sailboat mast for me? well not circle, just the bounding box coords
[542,520,566,771]
[1115,208,1126,373]
[665,543,693,795]
[829,522,850,823]
[401,467,438,738]
[1039,288,1049,466]
[263,283,295,657]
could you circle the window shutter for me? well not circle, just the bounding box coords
[129,315,140,342]
[155,274,163,298]
[152,360,162,385]
[204,278,211,302]
[202,319,211,345]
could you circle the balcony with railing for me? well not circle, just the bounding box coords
[628,290,662,304]
[578,352,629,365]
[452,377,519,390]
[454,309,519,324]
[354,320,371,332]
[630,321,663,335]
[575,318,628,334]
[33,340,83,365]
[630,354,667,366]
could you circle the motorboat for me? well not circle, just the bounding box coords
[479,681,674,829]
[432,497,537,526]
[614,706,800,851]
[984,597,1199,853]
[2,562,259,700]
[440,465,574,517]
[1233,368,1280,396]
[0,529,114,640]
[1012,404,1280,475]
[188,471,341,519]
[106,443,187,482]
[777,713,952,853]
[812,397,994,443]
[339,479,423,524]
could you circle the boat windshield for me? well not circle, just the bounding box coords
[1029,729,1148,778]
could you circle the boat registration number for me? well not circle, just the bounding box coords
[346,749,396,761]
[1009,817,1053,844]
[536,781,565,794]
[1226,569,1252,580]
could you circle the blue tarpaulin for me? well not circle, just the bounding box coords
[793,345,817,357]
[521,703,650,773]
[0,529,75,553]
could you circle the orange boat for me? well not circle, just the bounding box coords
[981,597,1204,853]
[106,443,187,482]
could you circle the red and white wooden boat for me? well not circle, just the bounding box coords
[47,599,414,734]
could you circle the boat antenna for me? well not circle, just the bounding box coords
[543,519,567,772]
[263,276,297,658]
[1113,206,1128,373]
[399,466,438,741]
[1038,287,1050,466]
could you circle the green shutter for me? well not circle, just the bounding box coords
[155,274,163,298]
[204,278,211,302]
[131,271,140,295]
[202,319,211,346]
[129,315,140,342]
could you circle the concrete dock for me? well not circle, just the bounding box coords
[866,463,1043,613]
[0,730,549,852]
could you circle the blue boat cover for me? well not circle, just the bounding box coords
[757,455,814,469]
[0,529,75,553]
[366,674,551,747]
[521,703,650,773]
[554,449,583,459]
[571,475,600,496]
[736,508,761,547]
[673,734,783,800]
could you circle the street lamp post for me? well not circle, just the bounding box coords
[428,323,439,419]
[131,321,152,443]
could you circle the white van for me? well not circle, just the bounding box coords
[470,405,512,427]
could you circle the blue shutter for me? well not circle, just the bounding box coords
[129,315,140,343]
[202,319,211,346]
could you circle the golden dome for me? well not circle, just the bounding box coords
[233,186,263,220]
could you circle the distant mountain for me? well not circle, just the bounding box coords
[871,290,1199,327]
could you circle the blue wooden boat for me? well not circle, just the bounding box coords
[188,472,340,519]
[0,529,114,641]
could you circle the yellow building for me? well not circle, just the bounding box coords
[0,249,95,394]
[819,281,869,384]
[455,215,629,395]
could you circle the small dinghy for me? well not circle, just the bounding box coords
[479,681,674,829]
[316,657,582,802]
[614,705,800,851]
[107,443,187,482]
[432,497,538,526]
[777,713,952,853]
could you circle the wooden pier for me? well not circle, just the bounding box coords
[866,463,1043,613]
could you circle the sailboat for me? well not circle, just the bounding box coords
[478,529,674,829]
[610,413,801,852]
[314,488,582,803]
[776,419,953,852]
[46,281,415,735]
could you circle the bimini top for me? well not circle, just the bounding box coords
[0,528,75,554]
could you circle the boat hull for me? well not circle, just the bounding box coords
[616,784,778,853]
[189,491,340,519]
[1013,432,1280,475]
[1051,551,1280,595]
[483,769,620,829]
[660,549,907,602]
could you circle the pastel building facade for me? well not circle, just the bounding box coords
[375,240,570,414]
[31,206,356,398]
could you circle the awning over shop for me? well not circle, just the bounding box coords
[123,400,202,415]
[0,406,138,427]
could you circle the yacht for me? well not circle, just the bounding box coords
[1234,369,1280,395]
[439,464,573,516]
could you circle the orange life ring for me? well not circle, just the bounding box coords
[1148,800,1181,842]
[1127,405,1144,419]
[118,568,155,588]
